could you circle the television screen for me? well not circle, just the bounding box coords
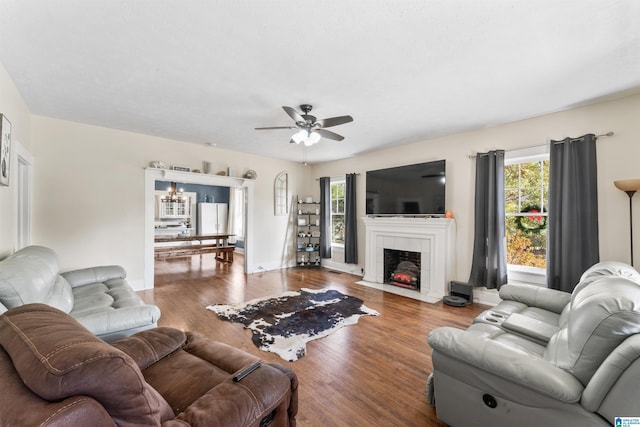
[366,160,446,216]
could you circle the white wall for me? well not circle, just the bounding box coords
[0,63,32,257]
[4,58,640,293]
[310,93,640,288]
[30,116,308,287]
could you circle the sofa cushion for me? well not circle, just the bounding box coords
[46,275,74,313]
[69,276,161,339]
[0,246,60,312]
[544,277,640,385]
[0,303,174,425]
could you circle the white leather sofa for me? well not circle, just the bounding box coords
[0,245,160,342]
[428,261,640,426]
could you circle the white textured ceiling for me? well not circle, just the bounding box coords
[1,1,639,164]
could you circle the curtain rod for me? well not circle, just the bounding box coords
[315,173,360,181]
[468,131,614,159]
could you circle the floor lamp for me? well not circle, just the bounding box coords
[614,179,640,266]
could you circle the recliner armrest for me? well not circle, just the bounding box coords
[174,363,293,427]
[498,283,571,314]
[61,266,127,287]
[428,326,583,402]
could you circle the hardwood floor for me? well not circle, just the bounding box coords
[141,254,489,426]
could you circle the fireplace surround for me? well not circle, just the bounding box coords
[360,217,456,303]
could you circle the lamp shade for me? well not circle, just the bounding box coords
[291,130,308,145]
[304,132,321,146]
[614,179,640,192]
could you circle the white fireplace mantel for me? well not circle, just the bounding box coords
[359,217,456,303]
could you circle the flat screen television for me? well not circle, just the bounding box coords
[366,160,446,216]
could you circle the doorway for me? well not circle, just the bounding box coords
[144,168,255,289]
[15,142,33,251]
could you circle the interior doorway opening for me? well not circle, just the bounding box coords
[144,169,255,289]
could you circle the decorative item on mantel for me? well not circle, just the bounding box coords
[243,169,257,179]
[614,179,640,266]
[445,210,454,218]
[202,161,212,174]
[172,165,191,172]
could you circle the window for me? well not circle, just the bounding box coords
[331,180,345,245]
[504,146,550,280]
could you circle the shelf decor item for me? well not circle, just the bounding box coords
[0,114,11,186]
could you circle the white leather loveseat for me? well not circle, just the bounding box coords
[428,261,640,426]
[0,245,160,342]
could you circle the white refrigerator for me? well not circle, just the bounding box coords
[197,203,228,235]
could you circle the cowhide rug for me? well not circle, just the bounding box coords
[206,288,379,361]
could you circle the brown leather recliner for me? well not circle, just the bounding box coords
[0,304,298,426]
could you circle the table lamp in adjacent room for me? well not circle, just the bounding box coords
[614,179,640,266]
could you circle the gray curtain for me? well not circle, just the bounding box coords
[345,173,358,264]
[547,134,599,292]
[468,150,508,289]
[319,177,332,259]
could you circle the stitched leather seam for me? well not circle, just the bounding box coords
[2,309,158,420]
[39,397,98,427]
[3,313,132,374]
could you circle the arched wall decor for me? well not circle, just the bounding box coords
[274,171,288,216]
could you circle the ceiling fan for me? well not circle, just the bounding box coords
[255,104,353,146]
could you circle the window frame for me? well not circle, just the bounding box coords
[330,179,346,247]
[504,145,550,285]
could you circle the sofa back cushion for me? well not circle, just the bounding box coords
[0,303,173,426]
[0,246,60,312]
[544,277,640,385]
[47,275,74,313]
[556,261,640,329]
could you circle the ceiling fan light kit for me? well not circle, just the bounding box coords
[291,129,321,146]
[256,104,353,146]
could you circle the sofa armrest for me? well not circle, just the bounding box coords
[581,334,640,411]
[428,326,583,402]
[61,266,126,287]
[174,363,294,427]
[498,283,571,314]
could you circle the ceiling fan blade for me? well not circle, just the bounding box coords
[282,106,305,124]
[316,128,345,141]
[255,126,297,130]
[317,115,353,128]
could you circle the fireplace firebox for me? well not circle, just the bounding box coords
[384,249,421,290]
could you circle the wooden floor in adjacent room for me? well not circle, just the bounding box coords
[141,254,488,427]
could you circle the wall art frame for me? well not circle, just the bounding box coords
[0,114,11,186]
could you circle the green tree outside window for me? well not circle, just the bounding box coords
[505,160,549,268]
[331,182,345,245]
